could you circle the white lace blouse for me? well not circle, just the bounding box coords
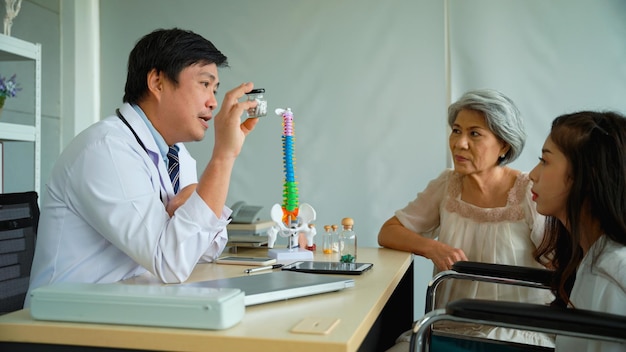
[395,168,555,346]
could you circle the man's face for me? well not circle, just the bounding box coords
[158,63,219,145]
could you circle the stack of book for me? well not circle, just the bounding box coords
[226,220,276,248]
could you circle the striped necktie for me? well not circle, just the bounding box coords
[167,146,180,194]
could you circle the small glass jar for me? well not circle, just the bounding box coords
[246,88,267,117]
[322,225,333,254]
[331,224,339,253]
[339,218,357,263]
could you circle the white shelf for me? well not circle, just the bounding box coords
[0,122,36,141]
[0,34,39,61]
[0,33,41,194]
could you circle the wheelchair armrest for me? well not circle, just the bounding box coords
[412,298,626,352]
[426,261,554,313]
[451,261,554,287]
[448,298,626,340]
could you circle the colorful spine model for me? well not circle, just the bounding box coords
[277,108,299,225]
[267,108,316,251]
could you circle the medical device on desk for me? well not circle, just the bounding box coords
[229,201,263,224]
[30,282,244,330]
[266,108,317,260]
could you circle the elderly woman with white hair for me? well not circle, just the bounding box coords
[379,89,554,351]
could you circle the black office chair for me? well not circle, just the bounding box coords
[0,191,39,314]
[410,261,626,351]
[413,261,556,352]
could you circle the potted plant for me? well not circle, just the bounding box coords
[0,74,21,116]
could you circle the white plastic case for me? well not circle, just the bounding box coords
[29,282,245,330]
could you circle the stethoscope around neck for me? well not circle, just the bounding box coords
[116,109,148,153]
[115,108,171,201]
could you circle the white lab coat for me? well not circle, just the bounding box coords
[25,103,230,307]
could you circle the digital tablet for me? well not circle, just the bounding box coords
[216,256,277,266]
[281,261,373,275]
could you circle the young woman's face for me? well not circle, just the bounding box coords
[449,109,509,175]
[529,135,572,224]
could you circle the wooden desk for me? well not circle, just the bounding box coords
[0,247,413,352]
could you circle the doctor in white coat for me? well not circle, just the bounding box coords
[25,28,260,306]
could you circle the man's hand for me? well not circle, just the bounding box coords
[194,82,260,219]
[166,184,197,216]
[211,82,259,161]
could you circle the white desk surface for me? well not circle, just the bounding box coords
[0,247,412,352]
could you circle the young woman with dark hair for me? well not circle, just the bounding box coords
[530,110,626,352]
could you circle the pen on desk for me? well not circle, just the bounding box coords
[244,264,283,274]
